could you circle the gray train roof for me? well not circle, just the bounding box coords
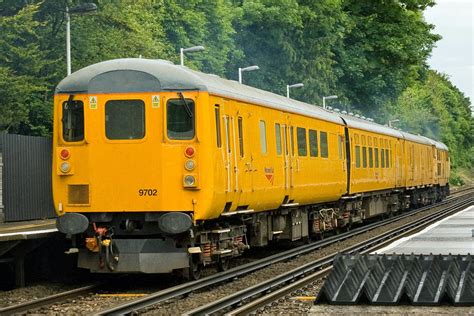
[56,58,343,125]
[56,58,447,150]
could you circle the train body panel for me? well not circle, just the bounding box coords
[52,58,450,275]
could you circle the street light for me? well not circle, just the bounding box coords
[322,95,338,109]
[238,65,259,84]
[180,45,205,66]
[388,119,400,127]
[286,83,304,98]
[66,3,97,76]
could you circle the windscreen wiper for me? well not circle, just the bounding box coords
[177,92,193,118]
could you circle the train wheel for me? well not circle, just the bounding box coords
[217,257,229,272]
[184,255,202,280]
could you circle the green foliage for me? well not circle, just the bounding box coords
[0,0,472,171]
[394,71,473,169]
[0,4,51,135]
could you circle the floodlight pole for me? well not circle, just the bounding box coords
[180,45,205,66]
[66,6,71,75]
[286,83,304,98]
[388,119,400,127]
[323,95,338,109]
[238,65,259,84]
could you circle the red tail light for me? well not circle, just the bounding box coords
[185,146,195,158]
[60,149,70,160]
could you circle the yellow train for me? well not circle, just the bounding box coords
[53,58,450,277]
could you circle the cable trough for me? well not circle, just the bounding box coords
[318,253,473,305]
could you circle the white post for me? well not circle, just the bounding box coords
[323,97,326,109]
[180,48,184,66]
[238,68,242,84]
[66,6,71,76]
[286,85,290,98]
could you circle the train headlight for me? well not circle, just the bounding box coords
[60,162,71,173]
[184,175,196,187]
[185,160,195,171]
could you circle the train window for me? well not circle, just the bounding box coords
[338,135,344,159]
[368,147,373,167]
[381,148,385,168]
[166,98,195,140]
[309,129,318,157]
[62,100,84,142]
[362,146,367,168]
[355,145,361,168]
[320,131,328,158]
[275,123,282,155]
[215,106,221,148]
[290,126,295,156]
[260,120,267,154]
[385,149,389,167]
[238,117,244,157]
[106,100,145,140]
[374,148,379,168]
[297,127,307,156]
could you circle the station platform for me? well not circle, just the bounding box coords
[374,205,474,255]
[0,218,57,242]
[0,218,58,288]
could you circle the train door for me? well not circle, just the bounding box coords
[395,141,402,187]
[287,123,296,189]
[281,124,290,189]
[235,113,253,207]
[222,110,238,204]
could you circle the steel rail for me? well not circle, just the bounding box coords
[0,284,101,315]
[187,196,473,315]
[96,189,472,315]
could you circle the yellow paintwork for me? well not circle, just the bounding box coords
[53,91,347,221]
[52,90,449,222]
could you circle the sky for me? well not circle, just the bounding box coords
[424,0,473,104]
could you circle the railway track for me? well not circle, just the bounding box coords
[184,194,473,315]
[0,284,102,315]
[95,188,473,315]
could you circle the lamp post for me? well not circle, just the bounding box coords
[286,83,304,98]
[66,3,97,76]
[180,45,205,66]
[388,119,400,127]
[322,95,338,109]
[238,65,259,84]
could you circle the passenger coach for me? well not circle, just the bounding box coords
[53,58,449,277]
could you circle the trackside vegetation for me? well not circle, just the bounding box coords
[0,0,472,182]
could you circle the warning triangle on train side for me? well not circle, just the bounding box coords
[152,95,160,108]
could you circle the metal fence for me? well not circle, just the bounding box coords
[0,134,55,222]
